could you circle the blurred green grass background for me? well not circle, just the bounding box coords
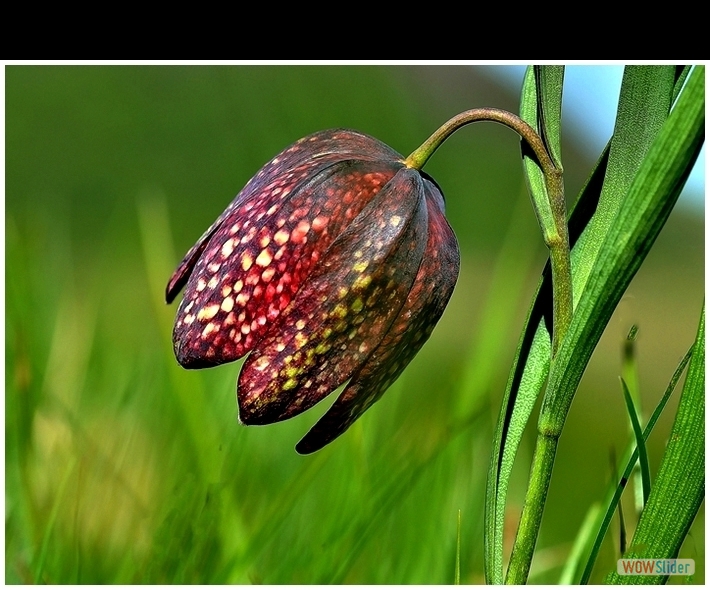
[5,65,704,584]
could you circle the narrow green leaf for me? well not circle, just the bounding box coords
[484,318,551,584]
[620,378,651,505]
[519,66,548,234]
[616,460,628,555]
[569,66,676,308]
[533,73,703,577]
[671,65,692,104]
[484,65,684,585]
[558,502,601,584]
[606,305,704,584]
[534,65,564,169]
[519,66,565,249]
[579,347,693,583]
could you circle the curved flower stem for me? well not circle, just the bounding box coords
[409,109,573,585]
[406,108,573,355]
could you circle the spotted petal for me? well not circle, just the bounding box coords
[295,180,460,454]
[237,167,430,424]
[166,129,402,303]
[166,127,462,454]
[168,131,404,368]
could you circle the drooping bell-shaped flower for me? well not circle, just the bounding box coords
[166,129,459,453]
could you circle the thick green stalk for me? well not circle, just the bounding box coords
[505,432,558,584]
[547,228,572,355]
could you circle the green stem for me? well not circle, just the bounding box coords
[406,108,573,354]
[548,230,572,355]
[410,108,574,586]
[505,433,558,584]
[405,108,555,176]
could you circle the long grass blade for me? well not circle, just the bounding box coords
[620,378,651,505]
[616,464,627,556]
[558,502,601,584]
[605,305,704,584]
[621,325,645,515]
[579,346,694,583]
[621,325,640,405]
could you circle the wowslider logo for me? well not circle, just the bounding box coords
[617,559,695,576]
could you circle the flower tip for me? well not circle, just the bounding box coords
[165,280,178,305]
[236,406,258,426]
[165,262,191,305]
[294,440,317,455]
[235,409,251,426]
[236,394,277,426]
[173,340,219,370]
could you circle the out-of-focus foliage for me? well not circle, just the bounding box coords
[5,66,703,583]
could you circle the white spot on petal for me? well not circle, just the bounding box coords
[274,229,290,245]
[202,322,218,338]
[291,220,310,243]
[312,216,328,231]
[197,304,220,321]
[254,355,270,371]
[221,239,235,258]
[256,249,273,267]
[221,297,234,312]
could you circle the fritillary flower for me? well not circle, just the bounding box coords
[166,129,459,453]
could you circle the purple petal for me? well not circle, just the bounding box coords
[237,168,431,424]
[295,180,459,454]
[166,130,402,304]
[168,137,403,368]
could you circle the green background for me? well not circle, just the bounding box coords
[5,66,704,583]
